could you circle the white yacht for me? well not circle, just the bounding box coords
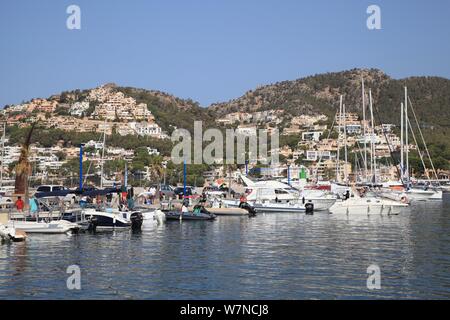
[404,188,443,201]
[329,192,409,216]
[239,175,336,211]
[381,181,443,202]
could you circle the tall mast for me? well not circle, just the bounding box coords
[405,87,409,185]
[100,120,107,189]
[336,96,343,182]
[361,77,368,183]
[0,123,5,188]
[400,102,404,183]
[343,102,348,184]
[369,89,376,184]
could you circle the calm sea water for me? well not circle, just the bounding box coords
[1,194,449,300]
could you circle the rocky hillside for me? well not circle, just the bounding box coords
[114,86,217,133]
[52,84,216,134]
[208,68,450,130]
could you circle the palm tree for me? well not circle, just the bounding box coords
[148,156,164,202]
[14,123,36,204]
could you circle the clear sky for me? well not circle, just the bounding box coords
[1,0,449,107]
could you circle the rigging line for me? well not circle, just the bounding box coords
[407,116,431,182]
[314,110,338,182]
[83,128,106,186]
[371,95,403,183]
[354,139,367,182]
[407,96,440,183]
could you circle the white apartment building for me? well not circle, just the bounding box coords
[129,122,162,137]
[2,146,21,165]
[345,124,362,135]
[302,131,323,142]
[236,126,257,136]
[70,102,90,117]
[305,150,333,162]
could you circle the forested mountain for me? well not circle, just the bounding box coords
[209,68,450,129]
[115,86,217,133]
[209,68,450,166]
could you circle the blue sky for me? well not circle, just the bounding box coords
[1,0,449,107]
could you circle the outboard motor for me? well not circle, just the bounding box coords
[87,216,98,232]
[130,212,143,231]
[305,202,314,215]
[239,202,257,217]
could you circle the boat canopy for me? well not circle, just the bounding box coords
[34,187,121,199]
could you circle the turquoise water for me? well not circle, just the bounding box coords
[1,194,449,299]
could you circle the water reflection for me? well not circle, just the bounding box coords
[1,195,449,299]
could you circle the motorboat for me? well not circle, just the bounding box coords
[132,203,166,227]
[404,188,442,201]
[300,190,337,211]
[239,175,336,211]
[252,200,308,213]
[204,198,256,216]
[81,207,143,231]
[0,224,26,242]
[7,219,80,234]
[240,175,300,202]
[165,206,216,221]
[165,211,216,221]
[379,186,442,202]
[328,193,409,216]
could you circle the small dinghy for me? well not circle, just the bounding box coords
[165,206,216,221]
[205,199,257,216]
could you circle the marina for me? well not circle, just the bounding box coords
[1,1,450,304]
[1,194,449,299]
[0,82,449,301]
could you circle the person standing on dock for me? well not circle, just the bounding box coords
[15,196,24,212]
[29,197,38,217]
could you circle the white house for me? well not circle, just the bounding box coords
[70,102,90,117]
[305,150,332,162]
[302,131,323,142]
[129,122,163,138]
